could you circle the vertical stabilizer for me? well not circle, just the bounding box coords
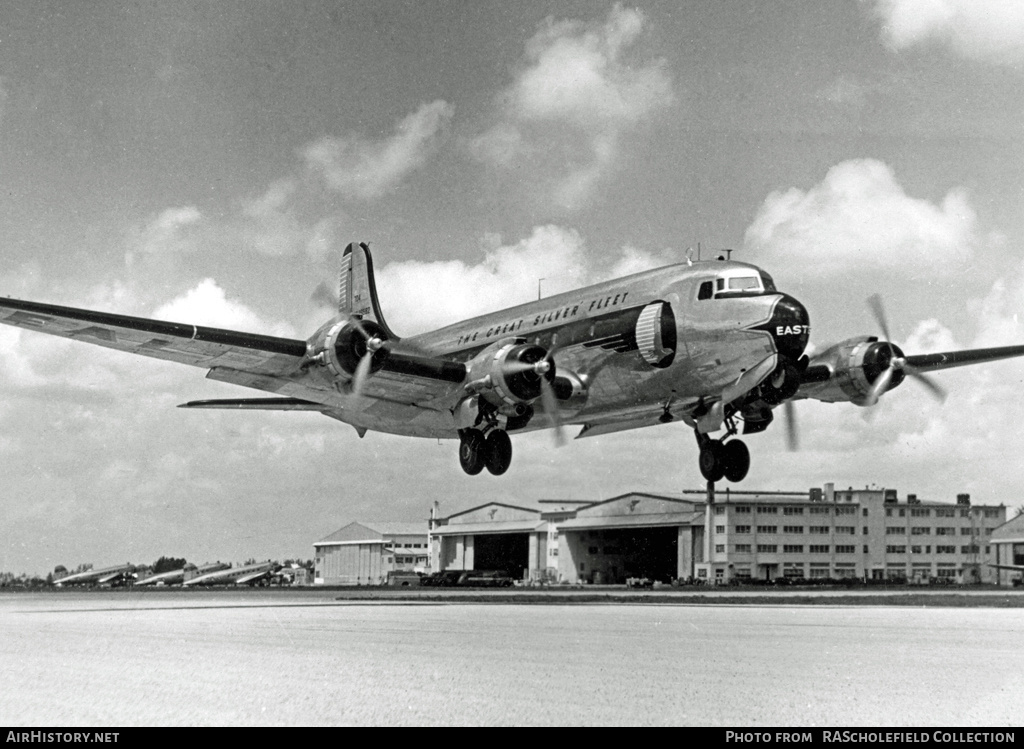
[340,242,396,338]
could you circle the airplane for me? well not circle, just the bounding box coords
[54,563,135,587]
[134,562,231,586]
[4,241,1024,484]
[181,560,279,587]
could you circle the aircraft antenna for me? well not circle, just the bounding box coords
[538,278,545,300]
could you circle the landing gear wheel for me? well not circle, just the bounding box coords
[722,440,750,483]
[698,440,726,482]
[459,429,485,475]
[483,429,513,476]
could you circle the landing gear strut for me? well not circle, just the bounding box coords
[695,431,750,483]
[458,427,513,476]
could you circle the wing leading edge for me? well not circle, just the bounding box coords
[0,296,308,375]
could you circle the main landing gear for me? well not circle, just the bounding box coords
[695,430,750,483]
[458,428,513,476]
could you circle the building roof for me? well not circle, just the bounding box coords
[316,521,427,546]
[559,512,703,531]
[431,519,546,536]
[991,513,1024,544]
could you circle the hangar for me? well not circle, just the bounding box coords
[430,501,588,581]
[314,521,428,585]
[429,494,703,584]
[990,513,1024,586]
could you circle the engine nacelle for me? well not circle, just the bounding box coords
[319,318,390,379]
[464,340,555,409]
[799,336,906,405]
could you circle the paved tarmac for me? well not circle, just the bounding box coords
[1,589,1021,726]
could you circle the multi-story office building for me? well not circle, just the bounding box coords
[701,484,1005,584]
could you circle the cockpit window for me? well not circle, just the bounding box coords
[699,270,777,300]
[728,276,760,291]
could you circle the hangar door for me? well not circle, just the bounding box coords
[577,526,678,583]
[474,533,529,579]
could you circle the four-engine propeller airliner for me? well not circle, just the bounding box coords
[3,242,1024,483]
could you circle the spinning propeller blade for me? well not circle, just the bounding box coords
[865,295,947,406]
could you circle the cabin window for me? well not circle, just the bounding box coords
[698,281,713,300]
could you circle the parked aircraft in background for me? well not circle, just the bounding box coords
[4,242,1024,483]
[134,562,231,587]
[181,561,279,587]
[54,564,135,587]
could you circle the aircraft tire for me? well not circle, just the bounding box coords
[459,429,485,475]
[698,441,726,482]
[722,440,750,483]
[483,429,513,476]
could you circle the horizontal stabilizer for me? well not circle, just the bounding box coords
[178,398,324,411]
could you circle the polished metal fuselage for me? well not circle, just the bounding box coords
[316,260,806,440]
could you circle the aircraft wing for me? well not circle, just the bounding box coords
[988,563,1024,572]
[904,345,1024,373]
[0,297,308,376]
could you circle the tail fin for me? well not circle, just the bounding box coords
[339,242,396,338]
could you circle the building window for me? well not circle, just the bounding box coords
[935,508,955,518]
[911,527,931,536]
[734,506,751,514]
[810,507,830,515]
[936,545,956,554]
[911,508,930,517]
[756,526,777,534]
[783,507,804,516]
[757,506,778,514]
[936,568,957,578]
[809,545,829,553]
[835,506,856,516]
[935,527,955,536]
[809,568,830,579]
[735,525,751,534]
[835,526,855,535]
[886,527,905,535]
[783,545,804,553]
[911,546,922,554]
[961,528,974,536]
[714,506,725,515]
[984,509,1000,518]
[886,545,907,554]
[836,545,855,554]
[735,568,751,578]
[715,525,726,534]
[757,544,777,553]
[810,526,829,534]
[783,525,804,534]
[735,544,751,553]
[886,509,893,517]
[863,545,869,554]
[961,545,980,554]
[715,544,725,553]
[863,508,869,517]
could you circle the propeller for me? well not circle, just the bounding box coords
[499,348,566,446]
[864,295,947,406]
[783,399,798,451]
[348,316,385,400]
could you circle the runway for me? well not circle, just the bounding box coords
[1,590,1020,726]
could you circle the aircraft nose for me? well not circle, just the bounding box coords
[768,294,810,360]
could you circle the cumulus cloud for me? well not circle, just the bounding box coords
[870,0,1024,65]
[470,4,674,210]
[153,278,297,337]
[374,225,675,335]
[743,159,984,276]
[303,100,454,199]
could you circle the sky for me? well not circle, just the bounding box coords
[2,0,1024,575]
